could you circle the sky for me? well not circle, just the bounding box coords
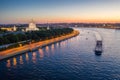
[0,0,120,24]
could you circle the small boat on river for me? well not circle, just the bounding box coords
[95,41,103,55]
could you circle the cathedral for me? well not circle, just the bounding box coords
[26,20,39,31]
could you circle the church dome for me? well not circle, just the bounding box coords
[26,19,39,31]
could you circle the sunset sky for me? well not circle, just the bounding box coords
[0,0,120,24]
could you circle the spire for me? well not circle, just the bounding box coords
[32,18,34,22]
[30,18,34,23]
[47,21,50,30]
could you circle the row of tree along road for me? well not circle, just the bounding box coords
[0,28,73,51]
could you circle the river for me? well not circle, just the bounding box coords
[0,28,120,80]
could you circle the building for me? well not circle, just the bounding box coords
[13,25,17,31]
[26,20,39,31]
[47,24,50,30]
[1,25,17,32]
[1,27,12,31]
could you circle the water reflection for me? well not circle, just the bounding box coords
[25,53,29,62]
[32,52,37,63]
[69,37,75,42]
[6,59,11,68]
[45,46,49,53]
[45,46,50,57]
[60,41,66,48]
[38,48,44,59]
[56,43,59,47]
[76,36,80,41]
[51,44,55,53]
[20,56,23,64]
[13,57,17,66]
[55,42,61,49]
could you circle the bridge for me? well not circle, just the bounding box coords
[93,31,103,55]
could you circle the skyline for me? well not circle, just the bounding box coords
[0,0,120,24]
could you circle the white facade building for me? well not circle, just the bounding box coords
[26,20,39,31]
[13,25,17,31]
[47,25,50,30]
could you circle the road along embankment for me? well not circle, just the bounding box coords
[0,30,79,60]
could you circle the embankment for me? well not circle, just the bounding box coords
[0,30,79,60]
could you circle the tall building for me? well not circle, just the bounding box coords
[13,25,17,31]
[26,20,39,31]
[47,23,50,30]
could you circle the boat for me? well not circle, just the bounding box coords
[94,40,103,55]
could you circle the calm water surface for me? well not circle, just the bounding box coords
[0,28,120,80]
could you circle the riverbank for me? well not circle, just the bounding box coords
[0,30,79,60]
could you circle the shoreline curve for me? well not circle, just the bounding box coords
[0,30,79,61]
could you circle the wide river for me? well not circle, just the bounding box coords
[0,28,120,80]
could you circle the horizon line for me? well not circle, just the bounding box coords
[1,22,120,24]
